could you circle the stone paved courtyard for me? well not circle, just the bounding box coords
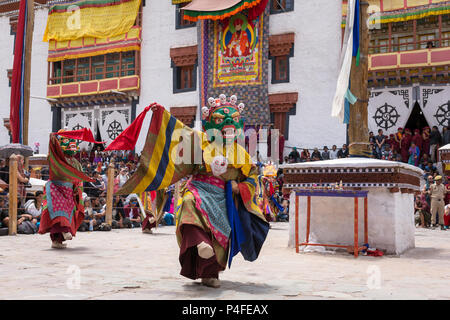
[0,222,449,300]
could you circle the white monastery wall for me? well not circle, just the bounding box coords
[269,0,347,153]
[29,9,52,155]
[137,1,198,154]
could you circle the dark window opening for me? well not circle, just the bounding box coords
[176,3,196,29]
[173,63,197,93]
[270,0,294,14]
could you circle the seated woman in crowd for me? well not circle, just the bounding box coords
[24,191,44,226]
[300,149,311,162]
[78,197,101,231]
[119,196,142,228]
[112,195,124,228]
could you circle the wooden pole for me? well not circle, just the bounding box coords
[348,1,371,158]
[306,195,311,244]
[295,194,299,253]
[8,154,18,235]
[354,197,359,258]
[105,162,115,225]
[22,0,34,147]
[364,196,368,244]
[105,162,115,226]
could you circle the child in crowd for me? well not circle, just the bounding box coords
[444,204,450,230]
[277,199,289,222]
[79,197,100,231]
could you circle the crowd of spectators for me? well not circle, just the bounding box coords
[414,174,450,230]
[369,126,449,167]
[284,144,348,163]
[283,125,450,168]
[0,147,150,235]
[2,124,450,235]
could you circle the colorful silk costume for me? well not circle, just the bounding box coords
[38,129,98,246]
[116,95,269,281]
[257,163,280,222]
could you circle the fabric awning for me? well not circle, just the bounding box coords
[183,0,263,21]
[43,0,141,42]
[342,0,450,27]
[183,0,241,11]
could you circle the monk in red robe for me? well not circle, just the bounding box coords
[412,129,423,155]
[422,126,430,156]
[401,128,412,163]
[225,18,251,58]
[389,134,399,153]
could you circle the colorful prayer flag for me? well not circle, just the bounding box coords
[10,0,29,144]
[116,105,196,195]
[105,104,153,151]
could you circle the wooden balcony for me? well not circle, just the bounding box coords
[46,75,139,99]
[369,47,450,71]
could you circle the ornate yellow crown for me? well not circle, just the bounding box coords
[263,162,277,177]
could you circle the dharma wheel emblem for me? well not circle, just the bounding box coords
[372,103,400,130]
[434,101,450,127]
[107,120,123,140]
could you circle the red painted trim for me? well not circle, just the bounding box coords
[79,81,98,93]
[400,51,427,65]
[371,54,397,68]
[47,86,60,97]
[99,78,118,92]
[119,76,139,89]
[430,49,450,63]
[61,83,78,95]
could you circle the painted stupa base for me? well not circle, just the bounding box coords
[280,158,424,255]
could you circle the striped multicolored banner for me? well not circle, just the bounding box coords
[117,106,196,195]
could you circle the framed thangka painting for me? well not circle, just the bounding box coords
[213,13,263,87]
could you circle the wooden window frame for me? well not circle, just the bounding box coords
[269,44,293,84]
[398,35,414,52]
[274,55,289,82]
[173,62,197,94]
[270,0,294,14]
[170,45,198,93]
[176,3,195,30]
[419,33,436,49]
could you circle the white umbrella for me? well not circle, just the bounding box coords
[0,143,33,158]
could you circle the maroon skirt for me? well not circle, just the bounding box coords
[179,224,225,280]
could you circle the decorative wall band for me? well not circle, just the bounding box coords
[284,172,421,188]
